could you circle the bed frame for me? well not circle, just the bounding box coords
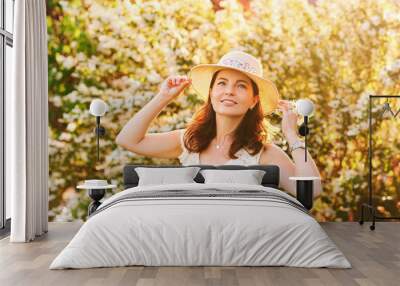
[86,165,314,216]
[122,164,314,211]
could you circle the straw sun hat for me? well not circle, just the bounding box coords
[189,50,280,115]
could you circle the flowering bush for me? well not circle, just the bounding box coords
[47,0,400,221]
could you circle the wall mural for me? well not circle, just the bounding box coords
[46,0,400,222]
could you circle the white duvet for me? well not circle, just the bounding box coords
[50,183,351,269]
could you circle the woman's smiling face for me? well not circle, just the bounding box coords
[209,69,259,117]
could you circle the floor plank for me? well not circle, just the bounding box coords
[0,222,399,286]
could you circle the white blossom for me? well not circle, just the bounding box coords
[147,71,162,84]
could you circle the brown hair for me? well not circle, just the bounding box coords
[184,70,267,159]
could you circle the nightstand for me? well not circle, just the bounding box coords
[289,177,320,210]
[77,180,117,215]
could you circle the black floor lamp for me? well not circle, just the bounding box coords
[79,99,115,216]
[359,95,400,230]
[89,99,108,162]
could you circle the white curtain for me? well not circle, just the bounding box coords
[7,0,49,242]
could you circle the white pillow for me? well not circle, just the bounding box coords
[135,167,201,186]
[200,169,266,185]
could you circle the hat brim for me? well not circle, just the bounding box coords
[188,64,280,115]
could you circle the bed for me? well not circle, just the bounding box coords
[49,164,351,269]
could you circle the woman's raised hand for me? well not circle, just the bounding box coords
[157,75,192,103]
[277,99,300,143]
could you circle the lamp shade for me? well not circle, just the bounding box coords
[295,99,314,117]
[89,99,108,117]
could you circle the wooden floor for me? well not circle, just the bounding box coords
[0,222,399,286]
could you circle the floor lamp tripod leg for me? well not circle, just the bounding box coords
[359,204,364,225]
[370,208,376,231]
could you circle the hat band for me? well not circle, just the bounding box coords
[220,58,259,75]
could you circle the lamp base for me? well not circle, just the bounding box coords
[87,188,106,215]
[359,203,400,231]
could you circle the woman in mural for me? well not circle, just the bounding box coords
[116,51,321,197]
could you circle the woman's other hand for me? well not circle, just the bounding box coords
[157,75,191,103]
[277,100,300,144]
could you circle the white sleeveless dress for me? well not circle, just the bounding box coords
[178,129,263,166]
